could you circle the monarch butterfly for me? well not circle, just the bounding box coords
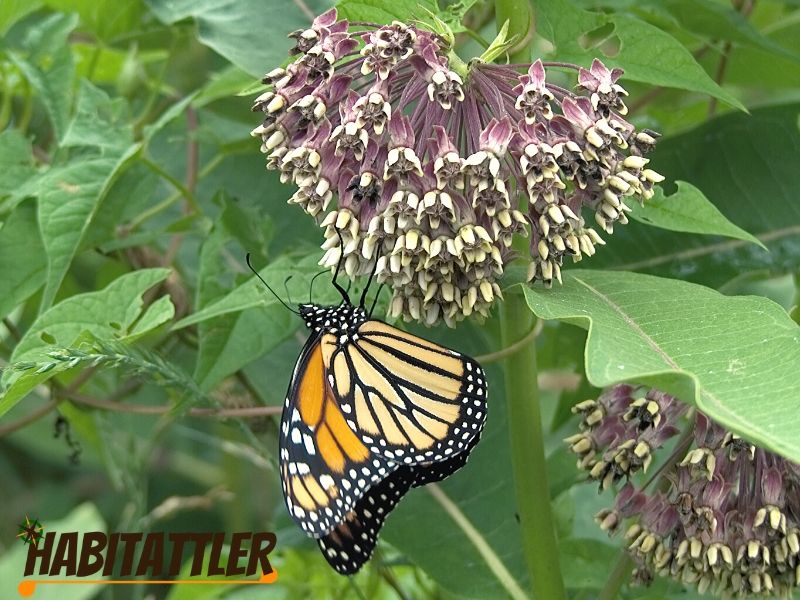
[246,252,488,573]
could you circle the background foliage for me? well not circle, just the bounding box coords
[1,0,799,598]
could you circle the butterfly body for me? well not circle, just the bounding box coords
[278,296,487,572]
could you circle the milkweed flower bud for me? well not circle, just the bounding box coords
[568,384,800,597]
[253,8,663,324]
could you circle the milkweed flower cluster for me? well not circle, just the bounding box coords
[567,384,800,597]
[251,8,663,325]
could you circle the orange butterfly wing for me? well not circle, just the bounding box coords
[280,334,397,537]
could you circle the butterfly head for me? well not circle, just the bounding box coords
[299,303,368,335]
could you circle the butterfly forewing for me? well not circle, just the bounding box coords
[280,334,398,538]
[329,320,488,464]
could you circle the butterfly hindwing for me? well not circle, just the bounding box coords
[328,320,488,465]
[280,334,398,538]
[317,468,414,574]
[317,430,483,574]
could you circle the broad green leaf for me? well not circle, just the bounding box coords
[628,181,763,247]
[592,103,800,287]
[723,15,800,90]
[0,201,46,321]
[653,0,800,63]
[61,80,134,152]
[336,0,437,23]
[0,129,36,198]
[0,503,106,600]
[337,0,479,33]
[193,209,248,389]
[559,538,619,590]
[192,241,342,389]
[37,80,140,309]
[439,0,483,29]
[195,65,256,107]
[522,270,800,462]
[534,0,746,110]
[0,0,42,34]
[173,254,338,330]
[37,149,139,311]
[192,200,283,390]
[142,92,197,144]
[5,13,78,141]
[144,0,330,78]
[197,307,296,391]
[12,268,171,361]
[42,0,146,41]
[0,269,171,416]
[128,294,175,339]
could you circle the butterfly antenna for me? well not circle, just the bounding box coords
[308,269,327,304]
[245,253,300,315]
[284,275,295,305]
[332,228,351,304]
[369,283,385,318]
[359,253,380,309]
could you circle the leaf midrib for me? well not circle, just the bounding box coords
[613,224,800,272]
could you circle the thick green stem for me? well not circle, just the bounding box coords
[501,295,566,600]
[494,1,565,598]
[597,552,634,600]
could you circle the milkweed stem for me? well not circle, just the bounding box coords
[501,291,566,600]
[495,1,566,597]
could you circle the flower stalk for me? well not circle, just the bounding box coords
[496,1,566,598]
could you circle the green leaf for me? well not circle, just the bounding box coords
[0,201,46,321]
[145,0,330,78]
[0,0,42,34]
[128,294,175,339]
[35,80,140,309]
[193,210,246,389]
[142,92,197,143]
[479,19,516,64]
[657,0,800,63]
[195,308,283,390]
[592,103,800,287]
[0,269,171,416]
[628,181,763,247]
[195,65,256,106]
[559,538,619,590]
[61,80,134,152]
[336,0,438,23]
[42,0,147,42]
[0,503,106,600]
[336,0,478,34]
[37,149,139,311]
[0,129,37,198]
[723,14,800,90]
[535,0,746,110]
[5,13,78,141]
[189,241,339,389]
[173,254,338,330]
[439,0,483,30]
[522,270,800,462]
